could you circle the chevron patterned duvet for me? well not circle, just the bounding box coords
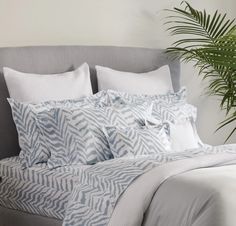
[0,156,82,219]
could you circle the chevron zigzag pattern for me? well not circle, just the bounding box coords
[8,90,110,168]
[0,156,79,219]
[37,102,152,168]
[63,145,236,226]
[107,87,187,105]
[152,101,197,123]
[8,99,50,168]
[107,88,197,127]
[105,125,171,158]
[1,145,236,222]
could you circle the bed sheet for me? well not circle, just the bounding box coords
[0,157,82,219]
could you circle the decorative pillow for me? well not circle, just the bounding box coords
[104,125,171,158]
[168,118,203,151]
[145,115,203,151]
[37,103,152,168]
[152,101,204,149]
[8,91,110,168]
[4,63,92,103]
[152,101,197,124]
[107,88,203,151]
[107,87,187,105]
[96,65,173,95]
[108,87,197,123]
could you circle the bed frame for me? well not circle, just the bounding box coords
[0,46,180,226]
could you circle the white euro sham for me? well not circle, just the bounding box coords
[96,65,173,95]
[4,63,92,103]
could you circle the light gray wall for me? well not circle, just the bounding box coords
[0,0,235,144]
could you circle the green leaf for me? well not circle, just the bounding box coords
[165,1,236,141]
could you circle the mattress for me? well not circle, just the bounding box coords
[0,156,79,220]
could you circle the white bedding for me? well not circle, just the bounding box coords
[108,149,236,226]
[143,164,236,226]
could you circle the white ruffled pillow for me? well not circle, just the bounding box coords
[145,117,203,152]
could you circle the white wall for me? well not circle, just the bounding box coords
[0,0,235,144]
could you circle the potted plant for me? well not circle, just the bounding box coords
[166,1,236,141]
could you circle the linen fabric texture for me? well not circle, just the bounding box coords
[37,102,153,168]
[107,88,203,152]
[8,91,110,168]
[96,65,173,95]
[4,63,92,103]
[105,125,171,158]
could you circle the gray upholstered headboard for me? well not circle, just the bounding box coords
[0,46,180,159]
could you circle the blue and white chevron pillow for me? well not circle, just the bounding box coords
[107,88,202,150]
[37,102,152,168]
[107,87,197,124]
[151,101,197,123]
[107,87,187,105]
[104,125,171,158]
[8,90,110,168]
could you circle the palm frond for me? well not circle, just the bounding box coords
[165,1,236,141]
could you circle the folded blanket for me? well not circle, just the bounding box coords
[63,144,236,226]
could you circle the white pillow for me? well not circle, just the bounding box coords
[4,63,92,103]
[169,119,203,152]
[145,117,203,152]
[96,65,173,95]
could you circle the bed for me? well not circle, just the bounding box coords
[0,46,236,226]
[0,46,180,226]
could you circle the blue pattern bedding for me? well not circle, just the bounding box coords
[0,156,86,219]
[1,145,236,226]
[63,145,236,226]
